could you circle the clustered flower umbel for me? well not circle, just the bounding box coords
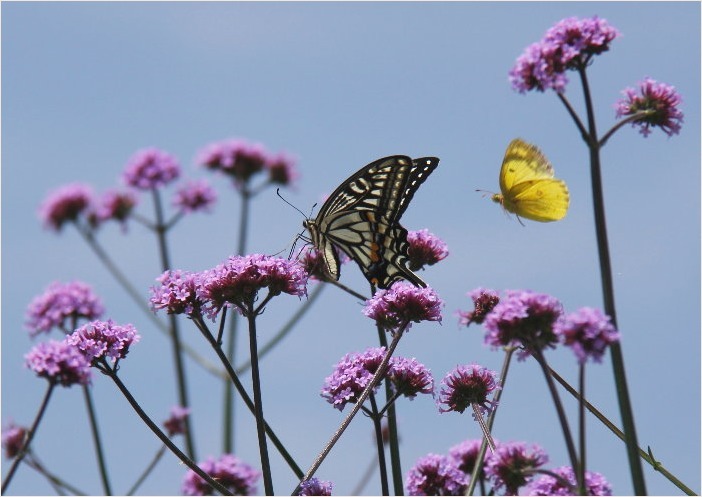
[181,454,260,496]
[615,77,684,137]
[405,453,469,496]
[25,281,105,337]
[528,465,613,496]
[363,282,443,334]
[297,477,333,496]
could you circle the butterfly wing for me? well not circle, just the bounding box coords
[305,155,439,288]
[498,139,569,222]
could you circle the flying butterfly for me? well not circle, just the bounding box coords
[489,138,569,223]
[303,155,439,289]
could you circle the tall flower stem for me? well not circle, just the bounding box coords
[577,363,586,495]
[82,386,112,495]
[25,454,87,495]
[103,363,233,496]
[126,446,166,496]
[368,395,390,496]
[224,185,252,453]
[576,65,647,495]
[1,384,55,493]
[245,305,274,495]
[292,323,408,495]
[151,188,195,460]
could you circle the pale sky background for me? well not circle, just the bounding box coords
[2,2,700,495]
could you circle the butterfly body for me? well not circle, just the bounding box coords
[492,139,569,223]
[304,155,439,289]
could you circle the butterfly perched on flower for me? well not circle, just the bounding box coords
[489,139,569,223]
[303,155,439,289]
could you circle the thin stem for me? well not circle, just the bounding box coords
[368,394,389,496]
[577,65,647,495]
[556,92,590,143]
[292,325,408,495]
[471,403,496,453]
[82,386,112,495]
[103,363,233,495]
[2,383,55,493]
[245,305,274,495]
[466,347,515,496]
[330,279,368,302]
[151,188,196,460]
[235,284,325,375]
[25,454,87,495]
[531,348,580,476]
[192,316,304,478]
[350,454,379,495]
[599,110,654,148]
[126,445,166,496]
[548,367,697,496]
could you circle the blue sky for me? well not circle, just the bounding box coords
[2,2,700,495]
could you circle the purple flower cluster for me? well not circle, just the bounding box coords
[405,453,469,496]
[363,282,443,333]
[485,441,549,495]
[163,405,191,437]
[38,183,94,231]
[2,421,27,459]
[555,307,620,364]
[297,477,333,496]
[90,189,138,227]
[448,439,484,477]
[25,340,92,387]
[388,356,434,400]
[197,138,298,187]
[528,465,612,496]
[66,319,140,362]
[182,454,260,496]
[483,290,562,359]
[297,246,333,283]
[438,364,500,416]
[150,270,206,317]
[615,77,684,137]
[458,288,500,327]
[123,147,181,190]
[406,229,449,271]
[509,16,619,93]
[321,347,386,411]
[200,254,308,316]
[173,180,217,213]
[25,281,105,337]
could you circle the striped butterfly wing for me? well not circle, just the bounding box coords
[304,155,439,289]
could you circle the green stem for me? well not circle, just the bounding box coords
[103,363,232,495]
[151,188,196,460]
[368,394,389,496]
[245,305,274,495]
[576,65,647,495]
[292,324,408,495]
[126,445,166,496]
[25,454,87,495]
[82,386,112,495]
[577,364,586,495]
[2,383,55,493]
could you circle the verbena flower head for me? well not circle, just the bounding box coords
[509,16,619,93]
[173,179,217,213]
[555,307,620,364]
[25,281,105,337]
[458,288,500,327]
[407,229,449,271]
[201,254,308,317]
[197,138,270,185]
[182,453,260,496]
[363,282,443,333]
[615,77,684,137]
[150,270,206,318]
[92,189,138,227]
[266,152,299,186]
[2,421,27,459]
[38,183,94,231]
[438,364,500,416]
[448,439,485,478]
[405,453,469,496]
[321,347,386,411]
[483,290,562,359]
[485,441,548,495]
[163,405,191,437]
[25,340,92,387]
[297,477,333,496]
[528,465,612,496]
[66,319,140,363]
[388,356,434,399]
[123,147,181,190]
[298,246,332,282]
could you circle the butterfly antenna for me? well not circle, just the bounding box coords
[276,188,310,219]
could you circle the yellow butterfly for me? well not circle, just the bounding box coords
[490,138,569,223]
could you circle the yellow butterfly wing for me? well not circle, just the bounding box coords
[496,138,569,222]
